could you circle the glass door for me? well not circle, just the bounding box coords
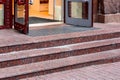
[64,0,93,27]
[14,0,29,34]
[0,1,5,28]
[54,0,63,21]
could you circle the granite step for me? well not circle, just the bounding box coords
[0,31,120,54]
[20,62,120,80]
[0,37,120,68]
[0,49,120,80]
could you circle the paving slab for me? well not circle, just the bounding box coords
[21,61,120,80]
[0,49,120,79]
[0,23,119,47]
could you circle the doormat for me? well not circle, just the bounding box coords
[17,17,59,24]
[28,25,98,37]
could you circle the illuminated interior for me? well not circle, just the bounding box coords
[29,0,53,19]
[12,0,63,24]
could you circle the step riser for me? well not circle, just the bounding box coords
[1,56,120,80]
[0,32,120,54]
[1,43,120,68]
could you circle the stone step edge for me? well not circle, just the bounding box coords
[0,49,120,79]
[20,61,120,80]
[0,38,120,68]
[0,32,120,53]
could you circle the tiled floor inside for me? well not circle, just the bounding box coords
[17,17,59,24]
[29,11,53,19]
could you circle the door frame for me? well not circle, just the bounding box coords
[0,0,12,29]
[14,0,29,34]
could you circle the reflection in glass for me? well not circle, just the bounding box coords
[15,4,25,24]
[54,0,63,21]
[68,1,88,19]
[0,4,4,26]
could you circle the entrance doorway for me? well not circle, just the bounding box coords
[1,0,93,34]
[28,0,63,26]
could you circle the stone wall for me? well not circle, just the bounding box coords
[93,0,120,23]
[93,0,99,22]
[99,0,120,14]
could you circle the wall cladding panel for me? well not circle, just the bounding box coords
[99,0,120,14]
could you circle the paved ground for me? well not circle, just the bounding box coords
[22,62,120,80]
[0,23,120,47]
[0,23,119,79]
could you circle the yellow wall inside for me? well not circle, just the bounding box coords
[12,0,25,17]
[11,0,62,19]
[12,0,14,15]
[29,0,40,11]
[56,0,62,6]
[0,5,3,8]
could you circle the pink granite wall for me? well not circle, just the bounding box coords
[99,0,120,14]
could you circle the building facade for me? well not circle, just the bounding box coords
[93,0,120,23]
[0,0,119,34]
